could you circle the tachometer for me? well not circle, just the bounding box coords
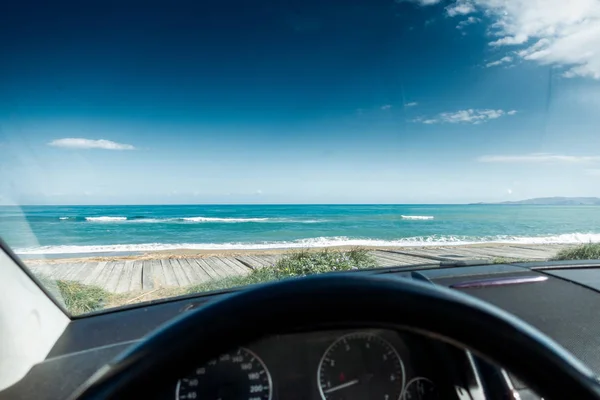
[402,377,437,399]
[318,332,405,400]
[175,347,272,400]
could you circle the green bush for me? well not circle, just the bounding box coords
[552,243,600,261]
[55,280,110,314]
[267,248,375,278]
[186,248,376,293]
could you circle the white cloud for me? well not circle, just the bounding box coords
[507,188,513,194]
[381,104,392,110]
[48,138,135,150]
[415,108,516,124]
[471,0,600,79]
[457,16,480,29]
[411,0,600,79]
[402,0,441,5]
[405,102,418,107]
[446,0,475,17]
[478,153,600,163]
[256,189,263,195]
[485,56,513,68]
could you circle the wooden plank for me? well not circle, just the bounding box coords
[217,257,250,276]
[82,262,108,285]
[379,252,435,265]
[204,257,235,277]
[170,259,192,286]
[191,258,224,280]
[220,257,252,274]
[394,248,471,261]
[30,264,58,279]
[175,258,196,285]
[105,261,125,293]
[235,256,263,270]
[371,255,398,267]
[56,263,83,280]
[142,260,155,290]
[180,259,212,283]
[70,262,97,283]
[261,254,282,266]
[505,246,555,259]
[150,259,165,288]
[253,255,277,268]
[116,260,135,293]
[459,247,540,259]
[433,248,495,259]
[455,247,522,259]
[95,261,118,291]
[372,251,434,266]
[381,250,442,264]
[248,256,272,268]
[160,259,179,287]
[130,261,143,292]
[50,263,74,280]
[42,264,63,280]
[48,265,66,280]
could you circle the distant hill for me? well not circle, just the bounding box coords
[472,197,600,205]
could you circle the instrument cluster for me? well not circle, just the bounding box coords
[175,328,443,399]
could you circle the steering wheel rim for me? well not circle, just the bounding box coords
[71,274,600,399]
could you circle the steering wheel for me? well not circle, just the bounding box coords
[70,274,600,399]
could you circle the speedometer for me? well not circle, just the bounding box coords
[176,347,272,400]
[318,332,405,400]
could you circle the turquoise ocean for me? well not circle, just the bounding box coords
[2,205,600,256]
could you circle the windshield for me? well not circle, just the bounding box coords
[2,0,600,315]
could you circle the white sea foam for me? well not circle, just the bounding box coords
[401,215,434,220]
[14,232,600,255]
[182,217,271,223]
[78,216,327,223]
[59,217,70,220]
[85,216,127,222]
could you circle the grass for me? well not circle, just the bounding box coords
[552,243,600,261]
[183,247,376,294]
[41,248,377,315]
[55,280,111,314]
[491,257,535,264]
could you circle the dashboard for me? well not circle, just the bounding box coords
[11,262,600,399]
[171,328,450,400]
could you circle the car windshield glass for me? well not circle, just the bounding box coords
[2,0,600,316]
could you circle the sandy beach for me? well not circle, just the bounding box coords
[22,242,572,265]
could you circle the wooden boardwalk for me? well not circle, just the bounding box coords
[25,244,568,293]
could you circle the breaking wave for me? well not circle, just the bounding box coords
[14,232,600,255]
[57,216,326,224]
[401,215,434,220]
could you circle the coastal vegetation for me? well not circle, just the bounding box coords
[45,248,377,315]
[552,243,600,261]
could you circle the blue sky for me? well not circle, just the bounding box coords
[2,0,600,204]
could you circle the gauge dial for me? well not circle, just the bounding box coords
[318,332,405,400]
[175,347,272,400]
[403,377,437,400]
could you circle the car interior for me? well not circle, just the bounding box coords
[4,240,600,399]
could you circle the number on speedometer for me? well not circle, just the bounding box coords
[318,333,405,400]
[176,347,272,400]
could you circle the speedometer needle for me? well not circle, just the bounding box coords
[323,379,360,394]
